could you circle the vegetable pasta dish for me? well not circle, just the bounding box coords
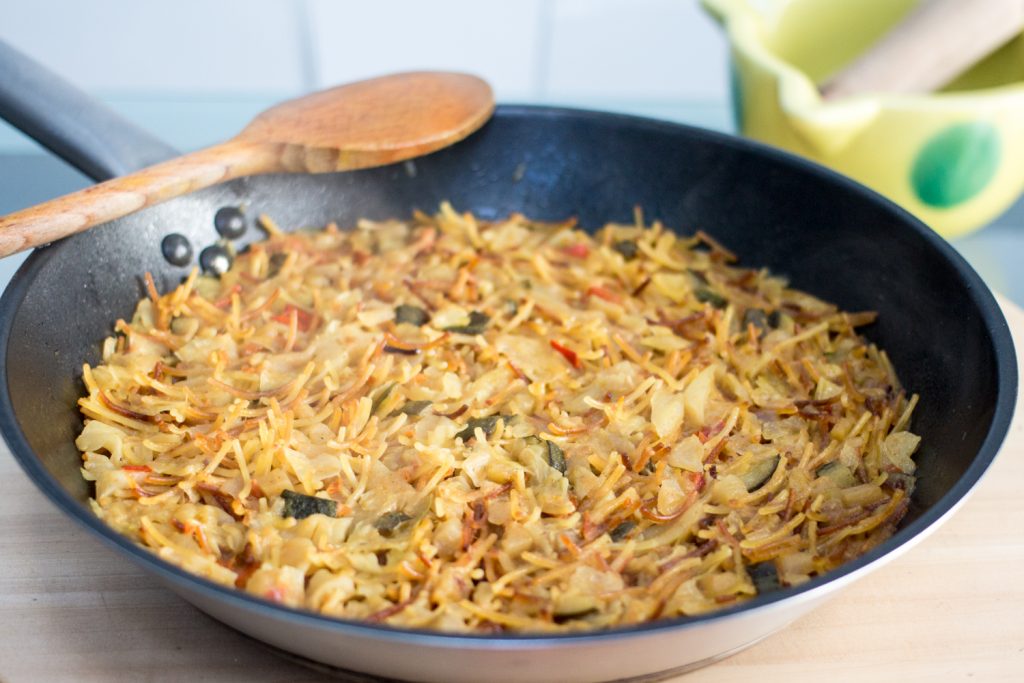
[76,204,920,632]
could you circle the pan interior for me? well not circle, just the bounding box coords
[1,107,1002,564]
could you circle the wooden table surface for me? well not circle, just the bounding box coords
[1,301,1022,683]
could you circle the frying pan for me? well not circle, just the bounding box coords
[0,42,1016,683]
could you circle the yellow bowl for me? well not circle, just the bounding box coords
[702,0,1024,239]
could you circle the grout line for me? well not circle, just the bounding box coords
[294,0,320,91]
[532,0,556,101]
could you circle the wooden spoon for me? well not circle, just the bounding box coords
[0,71,494,257]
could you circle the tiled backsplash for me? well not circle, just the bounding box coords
[545,0,726,101]
[307,1,548,101]
[1,0,309,94]
[0,0,729,151]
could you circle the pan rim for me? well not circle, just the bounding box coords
[0,104,1016,649]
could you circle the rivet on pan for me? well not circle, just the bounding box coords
[161,233,193,267]
[199,244,233,276]
[214,206,247,239]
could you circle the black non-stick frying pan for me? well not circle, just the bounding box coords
[0,41,1016,683]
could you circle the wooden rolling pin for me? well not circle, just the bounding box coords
[821,0,1024,99]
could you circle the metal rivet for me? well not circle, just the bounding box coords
[214,206,247,239]
[199,245,232,276]
[161,233,193,267]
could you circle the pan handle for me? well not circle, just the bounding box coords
[0,39,178,182]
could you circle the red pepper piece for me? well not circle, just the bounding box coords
[271,304,315,331]
[587,285,622,304]
[563,243,589,258]
[212,284,243,309]
[550,340,582,369]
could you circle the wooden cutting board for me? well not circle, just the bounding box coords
[1,299,1022,683]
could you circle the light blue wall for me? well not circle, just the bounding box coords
[0,0,731,152]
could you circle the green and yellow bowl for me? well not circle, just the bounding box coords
[702,0,1024,239]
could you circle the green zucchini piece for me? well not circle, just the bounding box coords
[749,561,780,594]
[397,400,431,416]
[395,304,430,326]
[740,454,780,492]
[384,345,418,356]
[444,311,490,335]
[374,511,412,537]
[553,607,599,624]
[612,240,639,260]
[455,415,506,442]
[609,520,636,542]
[281,490,337,519]
[742,308,769,331]
[546,440,567,474]
[370,382,396,415]
[267,252,289,277]
[815,461,857,488]
[695,287,728,309]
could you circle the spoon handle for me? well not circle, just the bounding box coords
[0,139,280,258]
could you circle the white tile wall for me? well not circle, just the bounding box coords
[0,0,307,93]
[545,0,728,101]
[307,0,546,102]
[0,0,730,152]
